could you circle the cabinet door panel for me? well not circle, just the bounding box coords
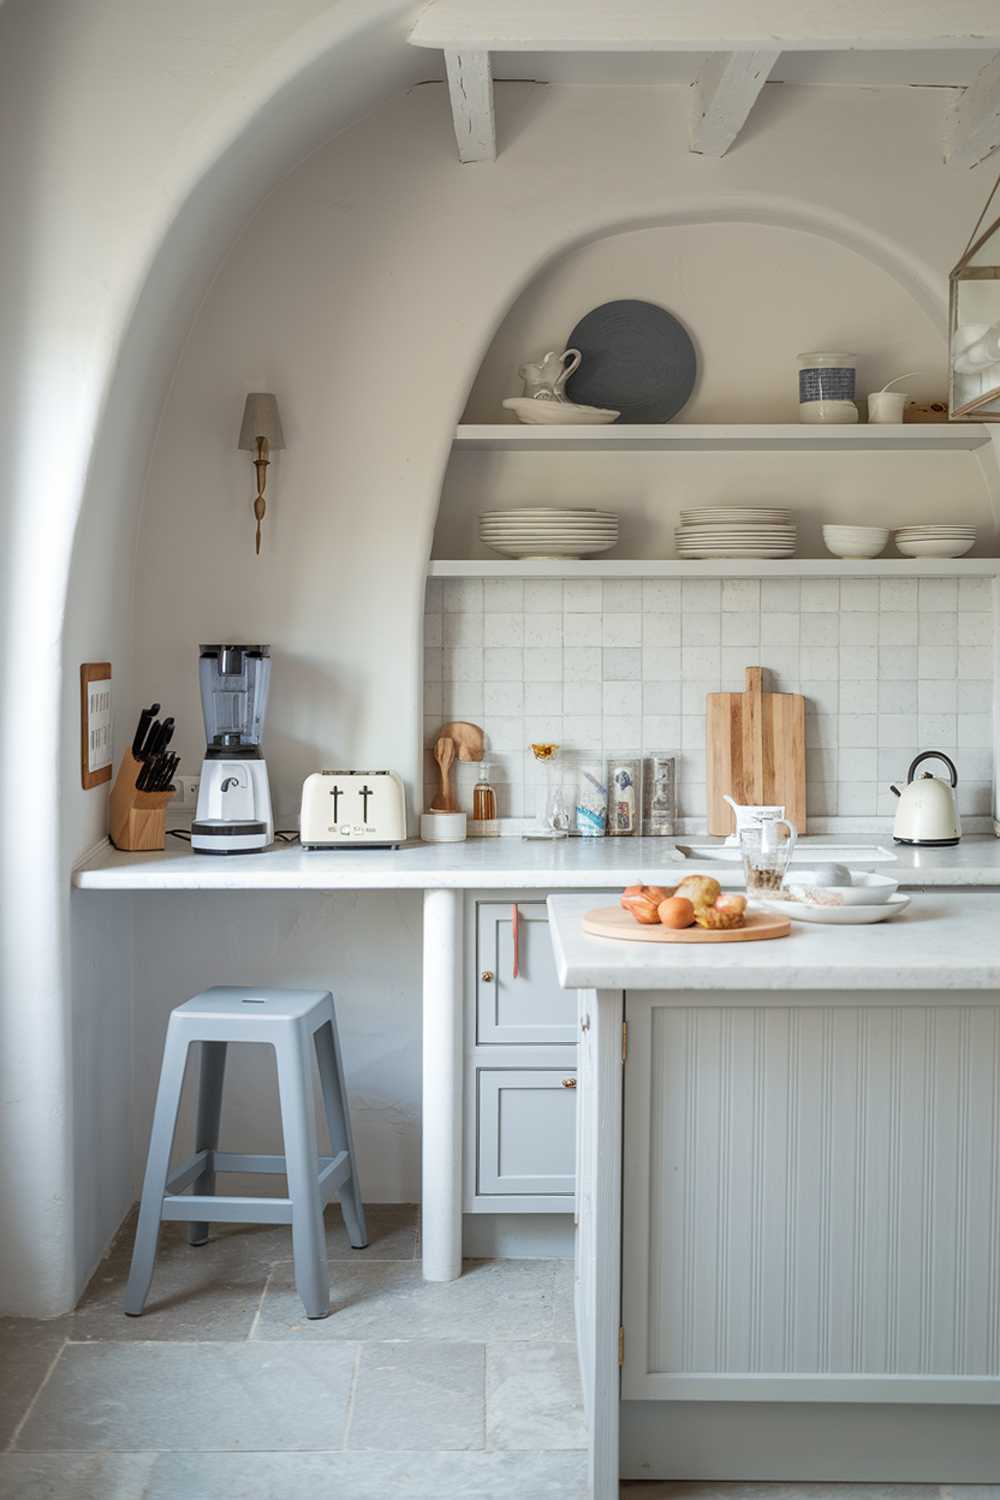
[478,1068,576,1195]
[477,902,576,1044]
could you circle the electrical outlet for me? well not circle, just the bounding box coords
[171,774,200,808]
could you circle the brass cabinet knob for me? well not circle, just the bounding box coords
[481,970,494,983]
[561,1077,577,1089]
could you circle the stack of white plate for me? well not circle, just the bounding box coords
[894,525,976,559]
[480,508,619,559]
[675,506,796,559]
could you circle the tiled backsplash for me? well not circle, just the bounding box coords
[423,575,996,829]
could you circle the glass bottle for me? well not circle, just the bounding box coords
[470,762,499,837]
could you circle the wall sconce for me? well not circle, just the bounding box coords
[238,392,285,554]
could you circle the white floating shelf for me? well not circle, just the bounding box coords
[453,423,992,452]
[429,558,1000,578]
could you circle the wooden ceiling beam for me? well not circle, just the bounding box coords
[948,52,1000,169]
[444,50,496,162]
[409,1,1000,54]
[690,51,780,157]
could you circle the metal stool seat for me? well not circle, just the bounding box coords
[124,985,367,1320]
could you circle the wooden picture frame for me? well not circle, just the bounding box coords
[80,662,113,789]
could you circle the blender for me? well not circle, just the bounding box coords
[191,644,274,854]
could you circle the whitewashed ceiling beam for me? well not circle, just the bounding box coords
[690,51,780,157]
[948,52,1000,169]
[409,1,1000,53]
[444,50,496,162]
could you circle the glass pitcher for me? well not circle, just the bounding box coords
[739,817,798,895]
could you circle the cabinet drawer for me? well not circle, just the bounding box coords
[476,901,576,1045]
[477,1068,576,1196]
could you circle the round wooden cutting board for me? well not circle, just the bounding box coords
[582,906,791,944]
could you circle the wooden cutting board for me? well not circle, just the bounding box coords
[583,907,791,944]
[706,666,805,837]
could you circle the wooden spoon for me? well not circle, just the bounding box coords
[430,736,457,812]
[438,720,485,764]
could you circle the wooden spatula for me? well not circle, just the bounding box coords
[431,736,457,812]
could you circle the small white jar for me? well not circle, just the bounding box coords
[420,811,467,843]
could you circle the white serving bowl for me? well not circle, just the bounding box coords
[784,870,899,906]
[822,525,889,559]
[420,811,467,843]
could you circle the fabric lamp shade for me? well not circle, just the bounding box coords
[238,393,285,450]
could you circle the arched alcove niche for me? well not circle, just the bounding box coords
[436,215,998,562]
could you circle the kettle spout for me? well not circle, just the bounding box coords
[889,783,902,798]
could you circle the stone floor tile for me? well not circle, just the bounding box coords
[487,1341,587,1451]
[0,1318,68,1448]
[15,1341,357,1452]
[349,1341,485,1451]
[255,1258,558,1343]
[69,1243,267,1342]
[947,1491,1000,1500]
[0,1450,588,1500]
[0,1452,156,1499]
[552,1258,577,1342]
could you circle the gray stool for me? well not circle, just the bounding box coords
[124,986,367,1320]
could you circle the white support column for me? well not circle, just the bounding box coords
[948,51,1000,169]
[421,887,464,1280]
[444,49,496,162]
[689,50,780,157]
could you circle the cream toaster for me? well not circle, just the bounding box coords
[300,770,407,848]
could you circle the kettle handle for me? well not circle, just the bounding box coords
[906,750,958,787]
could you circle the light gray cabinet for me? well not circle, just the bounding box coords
[465,895,578,1213]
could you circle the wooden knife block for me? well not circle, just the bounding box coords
[109,752,172,851]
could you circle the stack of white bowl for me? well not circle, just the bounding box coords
[480,508,619,559]
[674,506,796,559]
[822,525,889,559]
[894,524,976,559]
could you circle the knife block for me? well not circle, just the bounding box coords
[109,752,172,851]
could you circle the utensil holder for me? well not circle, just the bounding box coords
[109,752,172,851]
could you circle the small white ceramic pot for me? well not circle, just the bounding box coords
[420,811,467,843]
[867,390,907,423]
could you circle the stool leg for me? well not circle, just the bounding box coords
[188,1040,227,1246]
[123,1024,190,1316]
[316,1012,368,1249]
[276,1027,329,1319]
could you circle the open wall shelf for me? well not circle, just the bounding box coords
[428,558,1000,579]
[454,423,994,453]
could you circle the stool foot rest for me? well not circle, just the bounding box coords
[160,1150,351,1226]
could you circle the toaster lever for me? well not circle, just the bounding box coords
[329,785,342,819]
[360,784,373,819]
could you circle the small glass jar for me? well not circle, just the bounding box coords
[643,753,676,836]
[607,757,641,837]
[574,759,608,837]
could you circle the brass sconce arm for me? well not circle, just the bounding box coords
[252,436,270,556]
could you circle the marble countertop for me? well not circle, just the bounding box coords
[546,891,1000,991]
[72,835,1000,892]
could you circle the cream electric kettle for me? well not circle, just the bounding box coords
[889,751,961,847]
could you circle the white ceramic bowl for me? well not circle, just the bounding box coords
[822,525,889,559]
[420,811,467,843]
[895,537,974,558]
[784,870,898,906]
[502,397,620,425]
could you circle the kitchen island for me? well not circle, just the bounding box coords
[547,891,1000,1496]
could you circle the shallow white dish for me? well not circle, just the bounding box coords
[784,871,899,905]
[681,509,791,523]
[895,538,974,558]
[679,843,899,866]
[761,893,910,924]
[502,397,620,425]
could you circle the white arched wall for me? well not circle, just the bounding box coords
[107,78,998,1322]
[0,0,428,1317]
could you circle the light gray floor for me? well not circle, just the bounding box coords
[0,1204,586,1498]
[0,1209,996,1499]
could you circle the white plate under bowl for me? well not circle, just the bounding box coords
[760,893,910,924]
[784,871,899,905]
[896,539,975,558]
[502,397,620,425]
